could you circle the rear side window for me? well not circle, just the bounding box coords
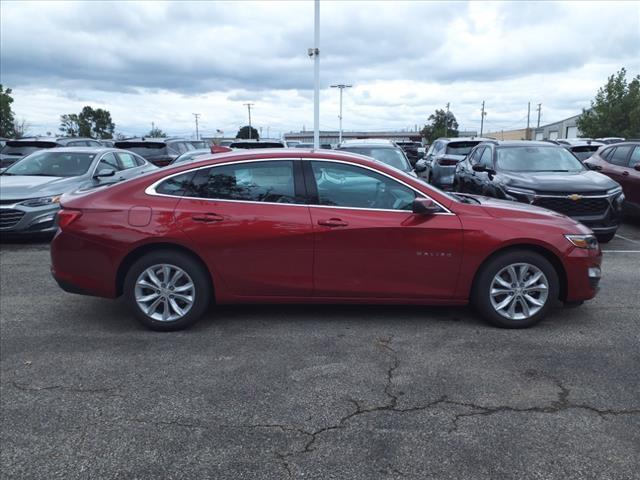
[609,145,633,166]
[117,152,138,169]
[188,160,298,203]
[155,171,197,196]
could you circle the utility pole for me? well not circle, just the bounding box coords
[444,102,450,137]
[267,126,270,138]
[192,113,201,140]
[330,84,352,144]
[480,101,486,136]
[309,0,320,149]
[536,103,542,128]
[243,103,254,139]
[526,102,531,139]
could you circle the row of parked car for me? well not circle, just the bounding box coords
[0,132,637,243]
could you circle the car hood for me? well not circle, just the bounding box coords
[0,175,88,201]
[501,170,618,193]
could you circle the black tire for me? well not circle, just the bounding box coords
[596,232,615,243]
[472,249,559,329]
[123,250,212,331]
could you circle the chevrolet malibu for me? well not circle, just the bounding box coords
[50,149,602,331]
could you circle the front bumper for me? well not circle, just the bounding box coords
[0,204,60,236]
[564,247,602,302]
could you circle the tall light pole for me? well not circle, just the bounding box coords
[243,103,254,139]
[536,103,542,128]
[331,84,352,144]
[444,102,450,137]
[309,0,320,149]
[480,101,486,136]
[192,113,201,140]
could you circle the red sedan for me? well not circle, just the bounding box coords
[51,149,602,331]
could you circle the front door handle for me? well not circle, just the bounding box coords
[317,218,348,227]
[192,213,224,223]
[622,171,629,176]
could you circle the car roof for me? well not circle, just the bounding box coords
[435,137,492,143]
[339,138,396,146]
[30,147,115,154]
[482,140,564,148]
[115,137,189,144]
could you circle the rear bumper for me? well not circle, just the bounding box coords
[431,166,456,188]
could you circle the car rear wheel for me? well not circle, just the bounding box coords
[473,250,559,328]
[124,251,211,331]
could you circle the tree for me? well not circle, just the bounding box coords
[77,106,116,139]
[420,109,459,143]
[236,125,259,140]
[0,85,16,137]
[147,126,167,138]
[59,114,81,136]
[13,118,31,138]
[577,68,640,139]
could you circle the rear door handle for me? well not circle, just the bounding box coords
[622,171,629,176]
[317,218,348,227]
[192,213,224,223]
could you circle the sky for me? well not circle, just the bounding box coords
[1,0,639,139]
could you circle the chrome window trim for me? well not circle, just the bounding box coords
[144,157,454,215]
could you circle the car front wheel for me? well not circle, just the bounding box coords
[124,251,212,331]
[473,250,559,328]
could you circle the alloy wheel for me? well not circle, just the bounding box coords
[134,264,195,322]
[489,263,549,321]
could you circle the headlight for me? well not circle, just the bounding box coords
[19,195,61,207]
[505,187,536,203]
[565,234,599,250]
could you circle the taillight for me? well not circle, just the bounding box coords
[57,209,82,229]
[438,157,459,166]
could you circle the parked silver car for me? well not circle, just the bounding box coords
[0,147,157,236]
[416,137,490,189]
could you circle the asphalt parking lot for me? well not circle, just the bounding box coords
[1,221,639,480]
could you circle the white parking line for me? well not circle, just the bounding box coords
[615,234,640,245]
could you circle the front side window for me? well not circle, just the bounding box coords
[629,146,640,167]
[187,160,298,203]
[479,147,493,168]
[609,145,633,166]
[467,147,483,164]
[3,150,96,177]
[96,153,122,172]
[311,161,417,211]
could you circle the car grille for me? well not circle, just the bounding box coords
[0,209,25,229]
[534,196,609,217]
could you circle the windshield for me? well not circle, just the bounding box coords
[496,146,586,172]
[4,150,96,177]
[339,147,412,172]
[445,142,480,156]
[571,146,600,161]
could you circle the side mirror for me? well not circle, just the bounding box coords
[585,162,602,171]
[414,160,427,173]
[94,168,116,179]
[412,197,441,215]
[472,164,496,175]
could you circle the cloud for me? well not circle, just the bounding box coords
[1,1,638,135]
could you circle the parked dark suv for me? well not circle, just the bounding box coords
[395,141,423,166]
[114,138,197,167]
[417,137,490,189]
[584,142,640,216]
[454,141,624,242]
[0,137,103,168]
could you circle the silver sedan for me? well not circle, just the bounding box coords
[0,147,157,236]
